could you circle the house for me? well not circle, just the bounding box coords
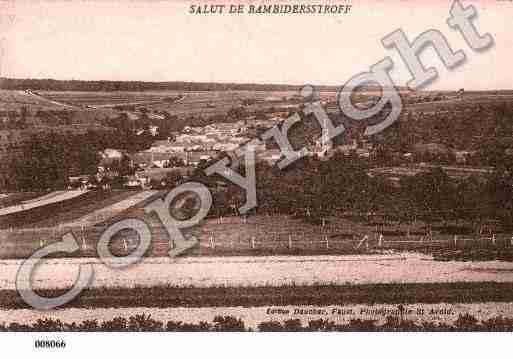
[148,141,187,153]
[169,151,217,166]
[176,134,209,143]
[99,148,125,167]
[130,152,173,168]
[136,125,159,136]
[183,126,202,134]
[124,172,150,188]
[147,113,165,121]
[208,122,241,136]
[124,175,143,188]
[68,175,91,189]
[143,166,194,182]
[151,160,169,168]
[212,142,239,152]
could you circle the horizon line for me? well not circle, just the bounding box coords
[2,77,512,92]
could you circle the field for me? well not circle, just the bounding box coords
[3,251,513,291]
[38,91,179,107]
[0,213,498,260]
[0,90,70,111]
[3,282,513,309]
[404,93,513,114]
[0,89,310,131]
[5,88,513,137]
[0,192,46,208]
[36,89,307,120]
[1,192,511,259]
[34,89,360,120]
[0,190,143,228]
[4,87,513,114]
[0,89,121,130]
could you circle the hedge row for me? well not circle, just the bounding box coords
[2,313,513,332]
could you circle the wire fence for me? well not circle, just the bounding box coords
[0,215,511,259]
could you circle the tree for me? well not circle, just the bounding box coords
[402,167,455,223]
[166,156,186,168]
[11,133,69,190]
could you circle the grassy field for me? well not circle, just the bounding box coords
[0,89,305,129]
[33,89,353,122]
[2,282,513,309]
[0,190,138,229]
[403,94,513,114]
[0,90,68,111]
[1,208,511,259]
[0,192,48,208]
[38,89,303,119]
[38,90,177,107]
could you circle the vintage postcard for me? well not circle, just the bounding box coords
[0,0,512,355]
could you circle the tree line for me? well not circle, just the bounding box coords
[7,129,142,191]
[196,152,513,231]
[0,77,312,92]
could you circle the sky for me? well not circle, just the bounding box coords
[0,0,511,90]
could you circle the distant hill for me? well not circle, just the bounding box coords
[0,77,406,93]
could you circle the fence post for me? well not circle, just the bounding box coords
[288,235,292,249]
[454,235,458,247]
[251,236,255,249]
[378,233,383,248]
[325,235,329,249]
[81,225,87,251]
[14,230,18,258]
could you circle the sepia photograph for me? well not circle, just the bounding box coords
[0,0,512,356]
